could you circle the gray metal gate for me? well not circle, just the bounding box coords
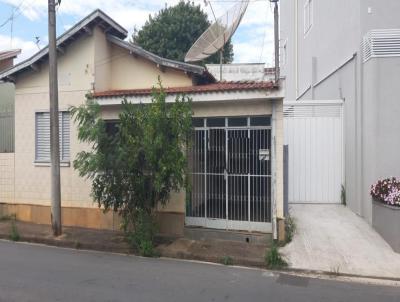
[186,117,272,232]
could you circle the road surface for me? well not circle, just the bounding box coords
[0,240,398,301]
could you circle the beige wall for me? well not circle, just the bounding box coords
[193,100,273,117]
[14,32,95,209]
[0,153,14,204]
[104,44,192,91]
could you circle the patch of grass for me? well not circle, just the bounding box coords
[265,243,287,269]
[221,256,234,266]
[74,240,82,249]
[9,220,20,242]
[285,214,296,244]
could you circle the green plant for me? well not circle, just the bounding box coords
[265,243,287,269]
[9,220,20,241]
[285,214,296,244]
[132,1,234,64]
[221,256,233,266]
[124,210,159,257]
[341,184,346,206]
[71,80,192,255]
[74,240,82,249]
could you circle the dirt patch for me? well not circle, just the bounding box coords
[0,220,267,268]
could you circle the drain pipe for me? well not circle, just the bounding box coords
[271,100,277,240]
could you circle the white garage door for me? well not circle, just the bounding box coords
[284,100,344,204]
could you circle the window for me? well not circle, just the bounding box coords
[228,117,247,127]
[105,120,119,137]
[304,0,313,35]
[192,118,205,127]
[35,111,70,163]
[250,116,271,126]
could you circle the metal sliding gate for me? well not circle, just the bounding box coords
[186,117,272,232]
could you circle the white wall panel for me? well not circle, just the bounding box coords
[284,101,344,203]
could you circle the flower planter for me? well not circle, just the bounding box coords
[372,201,400,253]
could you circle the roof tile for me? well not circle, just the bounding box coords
[94,81,277,98]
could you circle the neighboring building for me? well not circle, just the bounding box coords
[0,10,284,239]
[0,49,20,153]
[206,63,276,82]
[0,49,20,72]
[281,0,400,241]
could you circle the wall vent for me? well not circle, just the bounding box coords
[363,29,400,62]
[284,103,342,118]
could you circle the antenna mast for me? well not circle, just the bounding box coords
[270,0,280,83]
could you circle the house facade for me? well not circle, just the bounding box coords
[281,1,400,232]
[0,10,284,239]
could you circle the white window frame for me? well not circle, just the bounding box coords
[304,0,313,36]
[35,111,70,165]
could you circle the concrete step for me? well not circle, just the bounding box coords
[184,227,272,245]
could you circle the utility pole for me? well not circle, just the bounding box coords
[272,0,280,84]
[48,0,62,236]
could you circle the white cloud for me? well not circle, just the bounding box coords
[0,0,275,64]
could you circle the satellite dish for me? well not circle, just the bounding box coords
[184,0,249,63]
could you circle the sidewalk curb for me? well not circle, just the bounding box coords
[1,234,399,283]
[0,233,131,254]
[159,250,266,268]
[279,267,400,283]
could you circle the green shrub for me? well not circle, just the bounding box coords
[285,215,296,244]
[72,81,192,258]
[265,243,287,269]
[221,256,233,266]
[9,221,20,242]
[124,210,158,257]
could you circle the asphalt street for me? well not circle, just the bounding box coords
[0,240,399,301]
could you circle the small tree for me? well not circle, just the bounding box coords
[132,0,234,64]
[71,82,192,256]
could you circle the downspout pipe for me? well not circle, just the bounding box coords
[271,100,277,240]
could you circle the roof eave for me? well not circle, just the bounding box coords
[0,9,127,81]
[106,35,207,76]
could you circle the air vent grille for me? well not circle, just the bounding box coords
[283,102,342,118]
[363,29,400,62]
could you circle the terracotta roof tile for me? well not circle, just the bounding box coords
[94,81,277,98]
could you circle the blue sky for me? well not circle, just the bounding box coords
[0,0,275,65]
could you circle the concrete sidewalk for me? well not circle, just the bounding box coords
[281,204,400,279]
